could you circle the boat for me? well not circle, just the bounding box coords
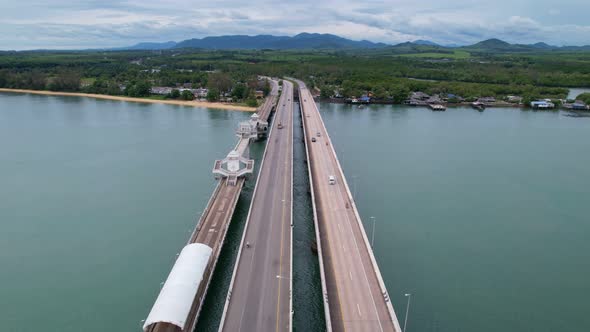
[471,102,485,111]
[428,104,446,111]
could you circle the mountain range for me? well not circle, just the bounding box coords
[120,33,590,52]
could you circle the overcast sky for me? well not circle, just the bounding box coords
[1,0,589,50]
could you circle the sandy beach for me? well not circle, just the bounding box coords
[0,88,257,112]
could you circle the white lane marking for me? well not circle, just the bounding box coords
[307,89,385,332]
[349,271,353,281]
[357,303,362,317]
[342,244,346,253]
[337,223,342,232]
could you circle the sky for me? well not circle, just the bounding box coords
[1,0,589,50]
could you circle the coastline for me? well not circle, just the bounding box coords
[0,88,257,112]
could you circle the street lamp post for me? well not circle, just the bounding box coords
[403,293,412,332]
[370,216,376,248]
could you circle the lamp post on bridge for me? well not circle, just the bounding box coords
[403,293,412,332]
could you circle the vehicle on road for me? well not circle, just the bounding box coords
[316,132,321,137]
[311,137,316,142]
[328,175,335,185]
[278,122,283,129]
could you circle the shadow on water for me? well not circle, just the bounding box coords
[292,102,326,332]
[194,103,326,331]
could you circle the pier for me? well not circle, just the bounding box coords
[142,79,279,332]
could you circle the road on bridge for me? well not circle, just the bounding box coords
[220,80,294,332]
[297,80,401,332]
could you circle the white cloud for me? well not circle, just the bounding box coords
[0,0,589,49]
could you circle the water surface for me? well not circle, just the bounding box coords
[2,93,589,332]
[0,93,251,332]
[321,103,590,332]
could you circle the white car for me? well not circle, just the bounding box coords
[328,175,335,185]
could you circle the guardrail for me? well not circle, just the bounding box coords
[218,84,282,332]
[297,83,333,332]
[305,89,402,331]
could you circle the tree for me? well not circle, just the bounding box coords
[575,93,590,104]
[206,88,219,102]
[246,98,258,107]
[48,71,81,92]
[181,90,194,100]
[125,81,151,97]
[208,72,232,93]
[320,86,331,99]
[231,83,247,100]
[170,89,180,99]
[262,80,271,96]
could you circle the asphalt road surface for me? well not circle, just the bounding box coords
[297,80,399,332]
[220,80,294,332]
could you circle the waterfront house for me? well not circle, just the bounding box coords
[507,95,523,103]
[150,87,173,95]
[411,91,430,100]
[194,88,208,98]
[572,101,588,110]
[359,95,371,104]
[530,100,555,109]
[408,91,432,106]
[478,96,496,103]
[444,93,464,102]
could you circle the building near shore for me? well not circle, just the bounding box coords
[530,100,555,109]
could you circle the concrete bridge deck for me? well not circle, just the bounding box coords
[296,79,402,332]
[219,80,294,332]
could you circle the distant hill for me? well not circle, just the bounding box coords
[114,34,590,53]
[463,38,528,52]
[174,33,388,50]
[412,40,439,46]
[463,38,590,52]
[119,41,177,50]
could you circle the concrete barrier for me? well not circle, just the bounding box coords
[306,91,402,331]
[218,86,282,331]
[297,83,333,332]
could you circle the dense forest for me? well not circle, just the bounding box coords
[1,47,589,103]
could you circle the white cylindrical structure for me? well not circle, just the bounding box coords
[143,243,213,332]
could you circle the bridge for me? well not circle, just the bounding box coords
[219,80,294,332]
[296,79,402,331]
[142,79,279,332]
[142,77,400,332]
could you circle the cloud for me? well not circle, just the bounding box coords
[0,0,589,49]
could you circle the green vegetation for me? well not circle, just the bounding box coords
[0,47,588,104]
[576,93,590,104]
[399,50,471,59]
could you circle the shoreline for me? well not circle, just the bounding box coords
[0,88,257,112]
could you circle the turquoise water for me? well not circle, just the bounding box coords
[2,93,590,332]
[321,103,590,332]
[0,93,251,332]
